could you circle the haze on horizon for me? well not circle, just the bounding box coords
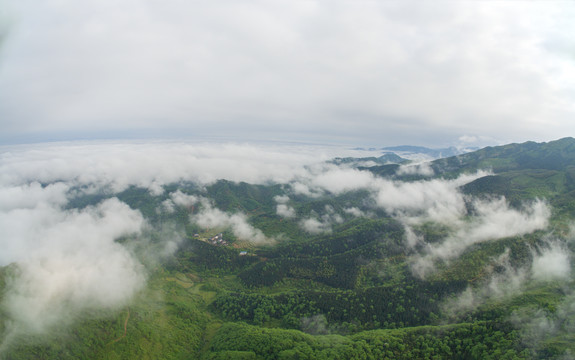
[0,1,574,148]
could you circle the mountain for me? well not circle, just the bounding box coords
[381,145,479,160]
[430,137,575,209]
[432,137,575,173]
[330,153,409,167]
[2,138,575,359]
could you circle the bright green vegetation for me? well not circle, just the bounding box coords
[3,138,575,359]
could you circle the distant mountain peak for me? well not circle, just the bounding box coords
[380,145,478,160]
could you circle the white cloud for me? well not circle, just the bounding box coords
[276,204,296,219]
[396,162,435,176]
[0,181,69,211]
[161,190,199,214]
[442,249,528,318]
[170,190,199,208]
[291,182,316,197]
[374,173,487,224]
[311,167,375,194]
[531,242,571,282]
[274,195,296,218]
[191,199,269,244]
[343,207,365,218]
[300,217,332,235]
[298,205,344,234]
[0,141,359,192]
[413,198,551,277]
[274,195,290,204]
[1,197,146,338]
[443,239,572,320]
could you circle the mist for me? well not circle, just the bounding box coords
[412,198,551,277]
[442,238,572,337]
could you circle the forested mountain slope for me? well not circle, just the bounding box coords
[2,138,575,359]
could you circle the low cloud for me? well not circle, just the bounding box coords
[0,141,368,193]
[274,195,296,219]
[511,290,575,357]
[396,162,435,176]
[344,207,367,218]
[412,198,551,277]
[276,204,296,219]
[300,314,329,335]
[375,172,489,225]
[310,166,375,194]
[162,190,200,213]
[284,164,545,278]
[191,199,270,244]
[299,205,343,234]
[0,197,146,347]
[531,241,571,282]
[442,249,529,319]
[292,167,488,226]
[443,239,570,321]
[300,217,332,235]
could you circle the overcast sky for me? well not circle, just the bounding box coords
[0,0,574,147]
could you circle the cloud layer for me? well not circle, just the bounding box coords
[1,1,574,146]
[0,141,371,191]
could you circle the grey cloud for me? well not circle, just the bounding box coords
[0,1,574,145]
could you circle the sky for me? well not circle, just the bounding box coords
[0,1,575,147]
[1,1,575,350]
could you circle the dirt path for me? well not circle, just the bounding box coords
[107,308,130,345]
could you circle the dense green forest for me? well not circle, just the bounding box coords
[2,138,575,359]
